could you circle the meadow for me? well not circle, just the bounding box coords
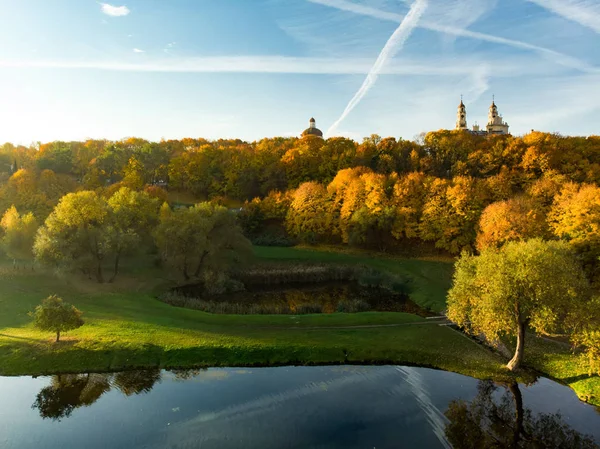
[0,245,597,406]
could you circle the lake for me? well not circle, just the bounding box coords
[0,366,598,449]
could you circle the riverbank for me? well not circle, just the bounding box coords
[0,246,597,406]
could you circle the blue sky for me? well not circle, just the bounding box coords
[0,0,599,144]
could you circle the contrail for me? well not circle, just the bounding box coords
[327,0,428,136]
[527,0,600,34]
[309,0,595,74]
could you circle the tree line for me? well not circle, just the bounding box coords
[1,129,599,280]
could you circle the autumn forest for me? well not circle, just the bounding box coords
[2,129,599,279]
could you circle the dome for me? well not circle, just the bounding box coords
[302,127,323,137]
[302,117,323,138]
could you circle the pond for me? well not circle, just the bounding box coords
[1,366,598,449]
[172,282,431,315]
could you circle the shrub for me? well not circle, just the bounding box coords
[295,303,323,314]
[336,299,371,313]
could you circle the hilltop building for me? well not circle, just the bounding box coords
[302,117,323,138]
[455,98,510,135]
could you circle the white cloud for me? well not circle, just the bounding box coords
[527,0,600,34]
[0,55,552,77]
[327,0,429,136]
[133,48,145,53]
[100,3,130,17]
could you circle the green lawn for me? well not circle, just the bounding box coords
[0,246,597,407]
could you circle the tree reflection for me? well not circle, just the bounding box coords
[32,368,162,420]
[444,380,598,448]
[32,374,111,421]
[113,369,161,396]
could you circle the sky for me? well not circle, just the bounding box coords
[0,0,599,144]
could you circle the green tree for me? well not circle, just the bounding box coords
[106,187,159,282]
[447,239,591,371]
[32,295,84,342]
[155,202,252,280]
[34,191,110,282]
[0,206,38,268]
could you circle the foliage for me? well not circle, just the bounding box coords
[447,239,592,371]
[34,191,111,282]
[476,197,548,250]
[34,189,159,282]
[31,295,84,342]
[0,206,38,265]
[1,131,600,255]
[285,182,331,243]
[106,187,160,281]
[549,183,600,282]
[154,202,252,280]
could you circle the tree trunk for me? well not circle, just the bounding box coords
[109,251,121,283]
[508,382,524,448]
[194,251,209,277]
[507,319,526,371]
[183,258,190,281]
[96,261,104,283]
[56,330,60,342]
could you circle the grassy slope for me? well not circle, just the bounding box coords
[0,253,505,383]
[0,246,597,406]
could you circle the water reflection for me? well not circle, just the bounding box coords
[6,366,598,449]
[32,369,162,420]
[444,380,598,448]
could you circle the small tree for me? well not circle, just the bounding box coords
[32,295,84,342]
[0,205,39,268]
[447,239,592,371]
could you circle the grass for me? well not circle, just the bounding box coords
[0,253,506,383]
[253,245,454,313]
[0,246,598,408]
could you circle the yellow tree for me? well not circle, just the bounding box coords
[285,182,331,243]
[390,172,428,241]
[476,197,548,251]
[548,183,600,249]
[0,205,39,268]
[421,176,489,253]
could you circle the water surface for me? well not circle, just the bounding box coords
[0,366,598,448]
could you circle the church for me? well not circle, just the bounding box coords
[456,97,510,135]
[301,117,324,138]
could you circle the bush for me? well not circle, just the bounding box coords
[295,303,323,314]
[336,299,371,313]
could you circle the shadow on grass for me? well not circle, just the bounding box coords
[0,332,41,342]
[561,373,600,384]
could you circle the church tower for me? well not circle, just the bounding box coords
[456,98,468,130]
[486,98,509,135]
